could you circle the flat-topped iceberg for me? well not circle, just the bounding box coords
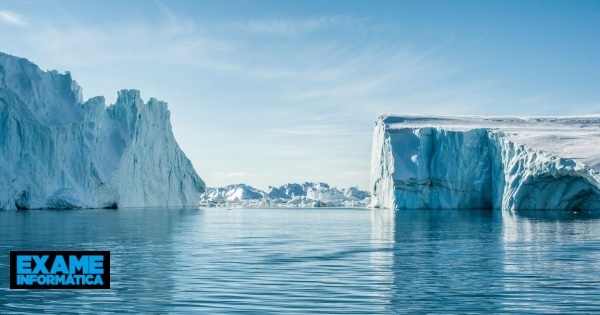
[0,52,204,210]
[371,115,600,210]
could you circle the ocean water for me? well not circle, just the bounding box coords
[1,208,600,314]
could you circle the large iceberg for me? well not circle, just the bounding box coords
[371,115,600,210]
[0,52,204,210]
[200,182,370,208]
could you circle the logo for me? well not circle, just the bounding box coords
[10,251,110,289]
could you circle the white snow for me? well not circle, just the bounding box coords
[0,52,204,210]
[200,183,370,208]
[371,115,600,210]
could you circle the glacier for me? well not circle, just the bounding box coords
[0,52,204,210]
[200,183,370,208]
[371,115,600,211]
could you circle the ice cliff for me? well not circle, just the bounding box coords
[200,183,370,207]
[371,115,600,211]
[0,52,204,210]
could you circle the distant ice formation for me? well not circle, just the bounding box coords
[371,115,600,210]
[200,183,370,208]
[0,52,204,210]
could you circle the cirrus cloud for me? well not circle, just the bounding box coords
[0,10,26,26]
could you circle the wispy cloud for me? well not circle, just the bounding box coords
[241,15,358,37]
[0,10,26,26]
[5,11,237,76]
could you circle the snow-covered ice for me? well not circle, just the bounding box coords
[371,115,600,210]
[200,183,370,208]
[0,52,204,210]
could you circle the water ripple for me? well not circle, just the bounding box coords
[1,208,600,313]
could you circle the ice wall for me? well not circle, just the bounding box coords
[371,115,600,211]
[0,52,204,210]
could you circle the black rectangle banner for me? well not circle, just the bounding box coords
[10,251,110,289]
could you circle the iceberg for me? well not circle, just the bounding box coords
[200,182,370,208]
[371,115,600,210]
[0,52,204,210]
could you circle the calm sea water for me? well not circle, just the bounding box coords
[1,208,600,314]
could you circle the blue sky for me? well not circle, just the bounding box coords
[1,0,599,190]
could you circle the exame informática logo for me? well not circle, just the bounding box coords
[10,251,110,289]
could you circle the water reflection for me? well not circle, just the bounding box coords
[500,210,600,313]
[380,209,600,313]
[389,210,505,313]
[0,208,201,314]
[369,208,395,309]
[1,208,600,314]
